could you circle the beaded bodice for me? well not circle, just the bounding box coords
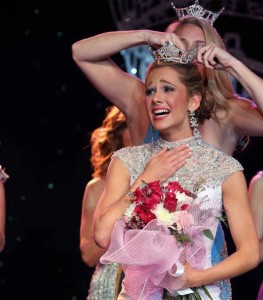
[112,137,243,194]
[112,136,239,300]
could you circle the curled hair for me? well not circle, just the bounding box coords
[146,62,214,124]
[90,106,127,179]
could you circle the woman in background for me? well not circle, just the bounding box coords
[80,106,131,299]
[248,171,263,300]
[0,165,9,252]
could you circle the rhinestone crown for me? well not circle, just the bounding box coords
[171,0,225,26]
[149,41,198,64]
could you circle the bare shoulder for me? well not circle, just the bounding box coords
[249,172,263,210]
[86,178,105,195]
[86,177,105,189]
[250,172,263,189]
[83,178,105,209]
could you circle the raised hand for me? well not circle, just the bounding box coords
[197,42,237,70]
[144,30,185,50]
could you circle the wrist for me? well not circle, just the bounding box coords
[142,30,153,45]
[126,190,136,203]
[227,57,243,76]
[126,30,150,46]
[130,177,148,193]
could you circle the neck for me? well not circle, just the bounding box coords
[159,132,193,142]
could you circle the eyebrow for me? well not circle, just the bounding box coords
[160,79,175,85]
[146,79,176,87]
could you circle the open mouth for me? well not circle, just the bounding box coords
[153,109,170,118]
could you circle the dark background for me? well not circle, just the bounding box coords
[0,1,262,300]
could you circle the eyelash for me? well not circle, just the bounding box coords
[145,86,175,96]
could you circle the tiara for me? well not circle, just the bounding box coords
[171,0,225,26]
[149,41,198,64]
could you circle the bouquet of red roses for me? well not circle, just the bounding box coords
[101,180,220,300]
[124,180,206,245]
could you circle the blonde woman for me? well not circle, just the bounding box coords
[72,17,263,154]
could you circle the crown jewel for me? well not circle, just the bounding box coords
[149,41,198,64]
[171,0,225,26]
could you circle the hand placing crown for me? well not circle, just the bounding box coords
[149,41,199,64]
[171,0,225,26]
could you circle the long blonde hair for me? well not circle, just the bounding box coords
[167,17,239,119]
[90,106,127,179]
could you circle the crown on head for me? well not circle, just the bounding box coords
[171,0,225,26]
[149,41,198,64]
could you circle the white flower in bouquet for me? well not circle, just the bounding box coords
[176,191,194,208]
[151,203,177,227]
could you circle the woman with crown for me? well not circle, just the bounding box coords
[72,1,263,154]
[72,1,263,298]
[93,46,258,299]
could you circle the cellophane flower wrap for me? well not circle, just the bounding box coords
[100,180,221,300]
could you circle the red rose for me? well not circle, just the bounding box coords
[147,181,162,203]
[167,181,185,193]
[163,192,177,212]
[140,210,156,223]
[134,205,156,223]
[147,180,161,190]
[134,180,162,209]
[133,187,145,204]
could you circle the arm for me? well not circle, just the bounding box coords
[79,179,108,267]
[93,157,133,249]
[226,58,263,114]
[72,30,184,145]
[197,43,263,137]
[0,182,6,252]
[248,173,263,263]
[183,171,259,288]
[94,156,158,249]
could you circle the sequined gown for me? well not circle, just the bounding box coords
[112,136,243,300]
[87,262,119,300]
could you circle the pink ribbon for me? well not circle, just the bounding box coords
[101,219,209,299]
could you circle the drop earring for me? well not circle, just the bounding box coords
[189,110,201,140]
[151,125,156,143]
